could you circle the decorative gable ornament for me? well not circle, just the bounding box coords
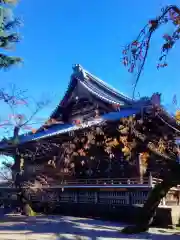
[72,64,87,79]
[151,92,161,106]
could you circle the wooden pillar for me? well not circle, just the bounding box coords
[126,192,130,205]
[148,172,153,187]
[12,154,21,183]
[13,154,21,172]
[138,153,146,184]
[161,197,166,206]
[94,191,98,204]
[74,192,78,203]
[138,153,143,183]
[177,190,180,206]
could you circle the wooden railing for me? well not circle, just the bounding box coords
[152,177,162,185]
[1,177,180,189]
[44,177,179,188]
[152,177,180,190]
[50,177,152,186]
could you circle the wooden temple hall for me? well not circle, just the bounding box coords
[0,64,180,209]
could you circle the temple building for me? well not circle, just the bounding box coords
[0,64,179,210]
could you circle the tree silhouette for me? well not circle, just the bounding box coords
[122,5,180,98]
[0,0,21,69]
[121,5,180,234]
[0,0,51,215]
[0,85,52,215]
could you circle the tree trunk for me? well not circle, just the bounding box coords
[18,190,36,216]
[121,176,176,234]
[122,161,180,234]
[13,154,35,216]
[22,203,36,216]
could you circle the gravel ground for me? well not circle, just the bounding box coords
[0,214,179,240]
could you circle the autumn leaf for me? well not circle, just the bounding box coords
[175,110,180,123]
[122,146,130,156]
[32,129,37,134]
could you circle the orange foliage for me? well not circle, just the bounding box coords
[74,119,81,125]
[106,138,119,147]
[175,110,180,123]
[139,152,149,165]
[32,129,37,134]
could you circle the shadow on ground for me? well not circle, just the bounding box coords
[0,215,179,239]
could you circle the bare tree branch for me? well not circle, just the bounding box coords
[122,5,180,98]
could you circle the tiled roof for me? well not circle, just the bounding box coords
[0,109,141,149]
[0,65,178,152]
[83,67,133,102]
[51,64,134,119]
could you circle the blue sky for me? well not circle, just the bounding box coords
[0,0,180,132]
[0,0,180,177]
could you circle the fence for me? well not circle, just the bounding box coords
[47,177,152,188]
[0,176,179,206]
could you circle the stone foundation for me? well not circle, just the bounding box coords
[34,202,180,227]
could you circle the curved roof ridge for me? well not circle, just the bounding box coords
[50,64,134,120]
[79,80,123,105]
[81,66,133,102]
